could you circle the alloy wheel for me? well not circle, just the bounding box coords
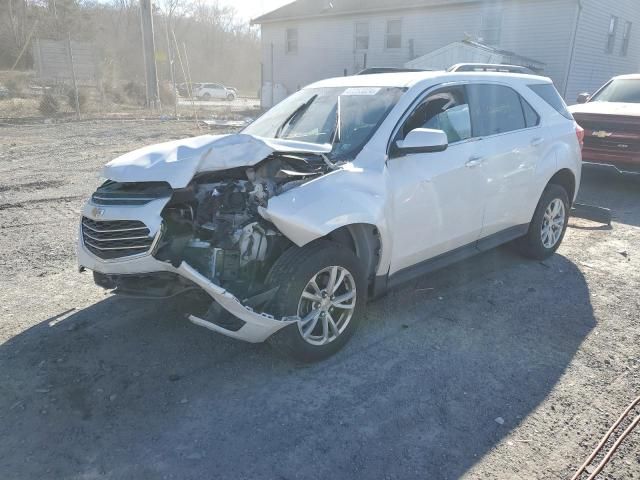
[541,198,566,248]
[296,266,357,346]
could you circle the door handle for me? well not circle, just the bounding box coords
[466,156,484,168]
[531,137,544,147]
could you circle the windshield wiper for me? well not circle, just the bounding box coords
[275,95,317,139]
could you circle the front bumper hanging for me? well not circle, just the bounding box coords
[174,262,298,343]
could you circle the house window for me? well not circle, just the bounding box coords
[386,19,402,49]
[621,21,632,56]
[606,16,618,53]
[355,22,369,50]
[286,28,298,54]
[481,9,503,45]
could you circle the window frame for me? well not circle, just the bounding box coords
[286,27,298,55]
[606,15,619,54]
[387,82,477,156]
[385,18,403,50]
[467,83,542,138]
[621,21,632,56]
[354,21,370,51]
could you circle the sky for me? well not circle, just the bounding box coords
[218,0,293,22]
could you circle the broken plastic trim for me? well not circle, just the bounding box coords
[174,262,298,343]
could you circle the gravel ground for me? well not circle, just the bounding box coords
[0,120,638,480]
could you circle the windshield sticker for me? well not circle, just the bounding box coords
[343,87,381,96]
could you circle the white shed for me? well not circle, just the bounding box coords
[405,40,545,73]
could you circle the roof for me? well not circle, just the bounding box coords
[251,0,476,24]
[306,70,551,90]
[614,74,640,80]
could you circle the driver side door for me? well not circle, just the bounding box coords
[387,84,487,275]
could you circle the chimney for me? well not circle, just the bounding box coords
[322,1,334,11]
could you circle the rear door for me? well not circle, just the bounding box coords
[467,83,543,237]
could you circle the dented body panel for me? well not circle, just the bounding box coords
[103,134,331,189]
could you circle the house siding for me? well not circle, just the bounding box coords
[565,0,640,102]
[259,0,638,102]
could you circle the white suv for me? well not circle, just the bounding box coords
[78,71,582,361]
[194,83,236,101]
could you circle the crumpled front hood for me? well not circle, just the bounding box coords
[103,134,332,189]
[569,101,640,117]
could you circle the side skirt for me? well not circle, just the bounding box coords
[373,224,529,296]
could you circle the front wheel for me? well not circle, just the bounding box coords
[516,184,570,260]
[266,240,367,362]
[226,93,235,101]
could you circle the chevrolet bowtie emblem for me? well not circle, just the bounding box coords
[91,207,105,218]
[592,130,613,139]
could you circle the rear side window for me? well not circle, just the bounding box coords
[467,84,526,136]
[528,83,573,120]
[521,97,540,128]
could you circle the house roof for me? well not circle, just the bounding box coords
[251,0,477,24]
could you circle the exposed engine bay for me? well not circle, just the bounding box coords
[149,152,336,302]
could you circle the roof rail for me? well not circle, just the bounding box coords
[448,63,535,74]
[356,67,428,75]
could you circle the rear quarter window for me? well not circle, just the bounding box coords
[529,84,573,120]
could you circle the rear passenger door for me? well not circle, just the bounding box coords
[467,83,542,238]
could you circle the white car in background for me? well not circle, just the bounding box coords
[78,70,582,361]
[194,83,236,101]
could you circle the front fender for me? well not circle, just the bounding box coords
[260,165,390,266]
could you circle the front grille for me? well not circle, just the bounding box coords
[584,136,640,153]
[91,181,172,206]
[82,217,156,260]
[574,114,640,155]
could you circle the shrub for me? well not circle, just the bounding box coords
[39,93,60,116]
[67,87,87,112]
[123,81,146,105]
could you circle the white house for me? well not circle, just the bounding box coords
[252,0,640,103]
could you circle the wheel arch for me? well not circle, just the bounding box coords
[547,168,576,206]
[323,223,382,288]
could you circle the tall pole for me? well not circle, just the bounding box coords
[67,33,81,120]
[164,16,177,118]
[140,0,159,109]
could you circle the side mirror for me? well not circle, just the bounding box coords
[576,93,590,104]
[391,128,449,157]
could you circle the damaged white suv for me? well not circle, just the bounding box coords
[78,71,582,361]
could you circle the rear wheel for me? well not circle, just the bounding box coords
[266,240,366,362]
[202,92,211,100]
[516,184,570,260]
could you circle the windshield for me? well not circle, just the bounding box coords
[590,79,640,103]
[243,86,405,160]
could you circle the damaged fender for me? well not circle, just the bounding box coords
[260,163,392,275]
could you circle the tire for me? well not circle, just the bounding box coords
[226,93,235,102]
[202,93,211,100]
[266,240,367,362]
[516,184,570,260]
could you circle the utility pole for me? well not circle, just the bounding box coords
[139,0,159,109]
[67,33,81,120]
[164,16,177,118]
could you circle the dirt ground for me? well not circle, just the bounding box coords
[0,120,638,480]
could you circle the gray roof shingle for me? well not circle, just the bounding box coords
[251,0,476,24]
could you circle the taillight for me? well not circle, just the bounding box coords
[575,123,585,148]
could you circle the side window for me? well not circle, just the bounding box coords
[468,84,526,136]
[400,86,471,144]
[521,97,540,128]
